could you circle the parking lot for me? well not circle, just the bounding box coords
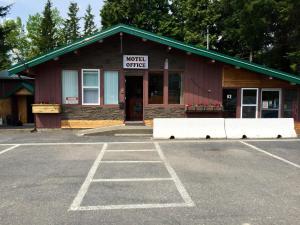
[0,136,299,225]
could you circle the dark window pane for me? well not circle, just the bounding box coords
[261,91,279,110]
[242,89,257,104]
[261,110,279,118]
[242,106,256,118]
[168,73,182,104]
[148,72,163,104]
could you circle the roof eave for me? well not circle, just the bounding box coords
[8,24,300,85]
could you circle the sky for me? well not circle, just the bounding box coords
[1,0,105,28]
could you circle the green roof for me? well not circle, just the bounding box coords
[8,24,300,84]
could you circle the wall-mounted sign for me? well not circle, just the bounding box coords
[123,55,148,69]
[66,97,78,104]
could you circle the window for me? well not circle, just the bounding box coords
[168,73,182,104]
[62,70,78,104]
[283,89,298,118]
[261,89,281,118]
[104,71,119,104]
[82,69,100,105]
[241,88,258,118]
[148,72,163,104]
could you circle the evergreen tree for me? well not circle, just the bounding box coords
[39,0,56,53]
[84,4,96,36]
[0,4,12,70]
[64,2,80,42]
[100,0,169,34]
[183,0,221,49]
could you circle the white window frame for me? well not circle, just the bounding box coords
[241,88,259,118]
[260,88,282,118]
[81,69,100,105]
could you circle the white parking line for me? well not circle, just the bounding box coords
[0,144,20,156]
[240,141,300,169]
[105,149,156,152]
[69,142,195,211]
[0,139,250,147]
[76,202,192,211]
[92,178,173,182]
[100,160,163,163]
[154,142,195,207]
[69,143,107,211]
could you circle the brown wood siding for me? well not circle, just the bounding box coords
[223,66,295,88]
[0,98,11,119]
[34,61,61,128]
[184,55,223,105]
[58,34,185,71]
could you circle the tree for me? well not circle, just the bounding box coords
[26,13,42,58]
[26,8,63,58]
[84,4,96,36]
[0,4,12,70]
[3,17,30,63]
[182,0,221,49]
[100,0,170,34]
[39,0,56,53]
[64,2,80,42]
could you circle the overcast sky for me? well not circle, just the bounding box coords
[1,0,105,28]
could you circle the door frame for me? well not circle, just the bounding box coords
[240,88,259,118]
[260,88,282,118]
[125,74,144,121]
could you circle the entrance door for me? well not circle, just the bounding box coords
[125,76,143,121]
[223,89,237,118]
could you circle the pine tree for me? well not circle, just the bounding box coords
[100,0,169,33]
[64,2,80,42]
[0,4,12,70]
[84,4,96,36]
[39,0,56,53]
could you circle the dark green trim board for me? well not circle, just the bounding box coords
[8,24,300,84]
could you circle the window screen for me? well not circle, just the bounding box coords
[62,70,78,104]
[104,71,119,104]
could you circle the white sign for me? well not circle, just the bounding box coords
[262,101,269,109]
[66,97,78,104]
[123,55,148,69]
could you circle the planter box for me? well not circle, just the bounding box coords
[185,105,223,113]
[32,104,61,114]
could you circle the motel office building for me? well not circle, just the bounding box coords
[7,25,300,133]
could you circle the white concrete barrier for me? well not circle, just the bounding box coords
[153,118,226,139]
[225,118,297,139]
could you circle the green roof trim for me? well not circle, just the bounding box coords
[8,24,300,84]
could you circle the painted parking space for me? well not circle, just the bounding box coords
[69,142,194,211]
[242,140,300,167]
[0,140,299,225]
